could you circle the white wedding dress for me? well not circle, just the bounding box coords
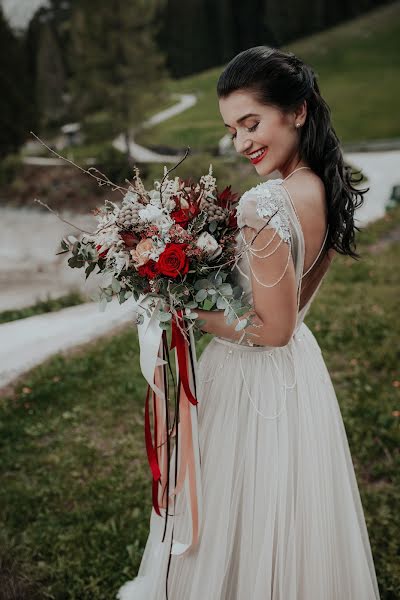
[116,168,381,599]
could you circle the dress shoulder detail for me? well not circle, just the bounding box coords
[236,179,291,244]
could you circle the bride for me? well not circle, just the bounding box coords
[117,46,381,599]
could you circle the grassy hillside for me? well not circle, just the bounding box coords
[0,204,399,598]
[137,2,400,150]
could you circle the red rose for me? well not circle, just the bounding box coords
[138,259,159,280]
[157,243,189,278]
[170,209,190,228]
[96,245,109,258]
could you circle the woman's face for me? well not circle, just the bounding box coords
[218,89,306,178]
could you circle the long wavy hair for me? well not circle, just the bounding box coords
[217,46,368,259]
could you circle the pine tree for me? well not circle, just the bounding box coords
[36,22,67,128]
[0,8,34,157]
[70,0,168,161]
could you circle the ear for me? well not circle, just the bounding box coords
[293,100,307,126]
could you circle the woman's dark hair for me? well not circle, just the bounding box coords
[217,46,368,259]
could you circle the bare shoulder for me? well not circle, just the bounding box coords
[282,170,327,235]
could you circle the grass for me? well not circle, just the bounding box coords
[0,202,399,598]
[136,2,400,150]
[0,291,86,325]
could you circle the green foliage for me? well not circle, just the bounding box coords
[69,0,169,157]
[157,0,390,78]
[0,154,22,186]
[81,111,116,145]
[137,2,400,150]
[36,22,67,128]
[0,8,36,158]
[95,144,136,184]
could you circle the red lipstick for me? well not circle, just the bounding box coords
[249,147,269,164]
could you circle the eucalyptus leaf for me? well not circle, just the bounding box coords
[233,285,242,299]
[111,277,121,293]
[85,262,96,280]
[186,312,199,319]
[158,312,172,322]
[226,311,236,325]
[186,301,198,309]
[208,295,217,308]
[217,296,228,310]
[218,283,233,296]
[234,318,248,331]
[195,289,208,302]
[194,279,210,291]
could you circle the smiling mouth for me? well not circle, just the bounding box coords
[247,147,269,164]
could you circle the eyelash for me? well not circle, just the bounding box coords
[230,122,259,140]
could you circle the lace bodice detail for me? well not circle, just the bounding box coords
[237,178,291,244]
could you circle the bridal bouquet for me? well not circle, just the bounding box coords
[53,159,252,559]
[61,164,251,333]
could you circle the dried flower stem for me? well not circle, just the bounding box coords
[30,131,130,195]
[159,146,191,206]
[33,198,95,234]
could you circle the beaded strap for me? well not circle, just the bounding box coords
[236,179,293,291]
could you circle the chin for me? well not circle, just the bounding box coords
[254,162,274,178]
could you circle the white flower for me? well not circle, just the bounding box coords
[122,189,139,205]
[138,204,173,234]
[148,189,162,207]
[138,204,163,222]
[196,231,222,260]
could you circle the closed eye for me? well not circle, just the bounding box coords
[230,122,259,140]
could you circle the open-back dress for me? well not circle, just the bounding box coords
[116,167,381,600]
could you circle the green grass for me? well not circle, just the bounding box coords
[0,206,399,599]
[0,291,86,325]
[136,2,400,150]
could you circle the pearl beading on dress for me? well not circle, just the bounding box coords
[236,180,293,293]
[211,335,298,420]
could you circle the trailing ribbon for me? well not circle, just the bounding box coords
[135,297,203,559]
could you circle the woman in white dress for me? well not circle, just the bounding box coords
[117,46,381,599]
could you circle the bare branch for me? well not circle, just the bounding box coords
[33,198,95,234]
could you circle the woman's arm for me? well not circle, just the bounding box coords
[196,223,298,347]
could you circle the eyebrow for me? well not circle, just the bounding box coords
[224,113,260,128]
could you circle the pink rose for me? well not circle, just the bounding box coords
[130,238,154,266]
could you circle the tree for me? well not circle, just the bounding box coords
[70,0,169,162]
[36,22,67,128]
[0,8,35,158]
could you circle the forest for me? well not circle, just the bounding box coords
[0,0,392,159]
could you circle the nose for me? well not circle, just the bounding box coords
[234,131,252,155]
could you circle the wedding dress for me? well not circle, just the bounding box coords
[116,167,381,599]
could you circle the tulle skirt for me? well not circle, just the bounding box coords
[116,321,380,600]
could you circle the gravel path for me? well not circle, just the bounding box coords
[112,93,197,162]
[0,298,137,389]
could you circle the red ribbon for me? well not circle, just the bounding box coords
[170,311,198,406]
[143,309,201,574]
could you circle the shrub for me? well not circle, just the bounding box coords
[0,154,22,186]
